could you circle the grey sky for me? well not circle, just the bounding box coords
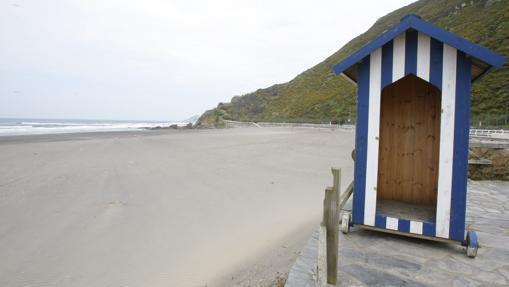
[0,0,415,121]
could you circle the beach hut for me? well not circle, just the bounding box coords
[333,14,505,257]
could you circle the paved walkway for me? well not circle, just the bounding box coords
[285,181,509,286]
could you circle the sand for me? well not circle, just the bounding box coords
[0,127,354,287]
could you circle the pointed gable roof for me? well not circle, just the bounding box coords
[333,14,505,83]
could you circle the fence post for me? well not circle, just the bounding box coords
[332,168,340,200]
[317,223,328,287]
[323,168,340,285]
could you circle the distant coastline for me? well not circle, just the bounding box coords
[0,118,194,137]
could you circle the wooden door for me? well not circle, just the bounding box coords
[377,75,441,205]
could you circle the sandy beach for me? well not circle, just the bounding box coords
[0,127,354,287]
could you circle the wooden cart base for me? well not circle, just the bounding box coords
[340,211,478,258]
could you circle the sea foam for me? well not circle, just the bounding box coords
[0,118,188,136]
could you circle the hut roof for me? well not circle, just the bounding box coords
[333,14,505,83]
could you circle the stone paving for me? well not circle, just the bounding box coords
[285,181,509,286]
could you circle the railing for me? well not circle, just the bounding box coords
[469,128,509,139]
[223,120,259,128]
[223,120,355,130]
[257,122,355,129]
[224,120,509,142]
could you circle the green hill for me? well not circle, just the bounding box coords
[196,0,509,128]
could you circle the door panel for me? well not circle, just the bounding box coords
[377,75,441,205]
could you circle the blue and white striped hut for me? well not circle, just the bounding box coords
[333,14,505,256]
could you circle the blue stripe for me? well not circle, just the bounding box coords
[375,215,386,228]
[381,40,393,89]
[352,56,370,225]
[429,38,443,90]
[405,30,418,76]
[423,222,436,237]
[398,219,411,233]
[449,51,471,241]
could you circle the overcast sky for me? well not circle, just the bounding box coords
[0,0,415,121]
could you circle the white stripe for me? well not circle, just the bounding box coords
[386,217,399,230]
[416,32,431,81]
[436,44,457,239]
[410,221,423,234]
[363,48,382,226]
[392,33,406,82]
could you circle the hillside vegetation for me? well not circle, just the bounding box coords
[197,0,509,128]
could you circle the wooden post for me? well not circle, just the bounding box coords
[332,167,340,198]
[318,168,342,286]
[322,187,333,225]
[322,168,340,285]
[317,223,327,287]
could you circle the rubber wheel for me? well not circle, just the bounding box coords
[466,231,479,258]
[341,213,351,234]
[467,246,477,258]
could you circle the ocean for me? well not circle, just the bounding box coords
[0,118,190,136]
